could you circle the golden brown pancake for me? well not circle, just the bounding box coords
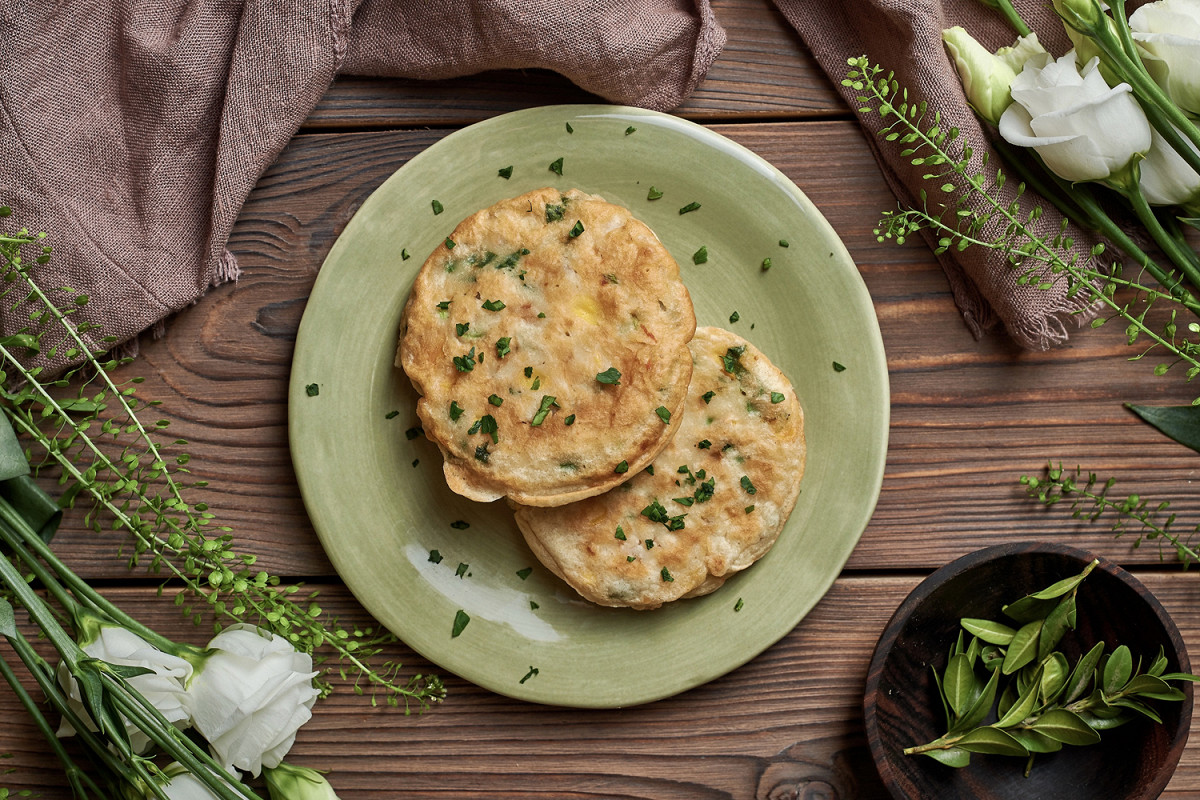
[397,187,696,506]
[513,326,806,609]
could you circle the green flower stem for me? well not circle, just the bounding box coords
[994,139,1200,315]
[991,0,1033,36]
[0,649,107,798]
[1122,182,1200,290]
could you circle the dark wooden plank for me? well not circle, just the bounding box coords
[3,574,1199,798]
[31,120,1200,582]
[305,0,841,129]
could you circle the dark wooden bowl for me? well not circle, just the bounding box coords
[864,542,1192,800]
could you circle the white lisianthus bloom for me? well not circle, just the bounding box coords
[265,762,342,800]
[57,623,193,753]
[942,27,1047,124]
[1140,125,1200,208]
[999,51,1152,185]
[185,624,320,777]
[1130,0,1200,116]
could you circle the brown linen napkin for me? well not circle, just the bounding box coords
[776,0,1122,350]
[0,1,725,359]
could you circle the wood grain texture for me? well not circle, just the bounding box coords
[3,574,1198,798]
[306,0,840,129]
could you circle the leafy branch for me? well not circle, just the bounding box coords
[847,57,1200,400]
[0,208,443,709]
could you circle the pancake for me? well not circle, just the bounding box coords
[513,326,806,609]
[397,187,696,506]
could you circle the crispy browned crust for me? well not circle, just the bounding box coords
[513,326,806,609]
[397,187,696,506]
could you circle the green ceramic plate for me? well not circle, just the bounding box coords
[289,105,889,708]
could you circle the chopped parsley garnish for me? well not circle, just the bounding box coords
[615,525,627,541]
[496,337,512,358]
[455,322,470,336]
[520,666,539,684]
[451,609,470,637]
[452,346,476,372]
[405,426,422,440]
[474,442,490,463]
[779,239,790,248]
[761,257,772,271]
[642,500,668,524]
[745,505,756,513]
[412,459,419,468]
[530,600,540,610]
[531,377,541,390]
[693,246,708,264]
[697,439,711,449]
[537,312,546,318]
[644,465,655,476]
[644,539,655,549]
[524,366,533,378]
[450,520,470,529]
[431,199,444,215]
[386,410,400,420]
[626,555,636,562]
[488,394,504,406]
[305,383,319,397]
[647,186,663,200]
[655,406,671,423]
[565,122,574,133]
[564,414,576,425]
[498,165,513,179]
[596,367,621,385]
[770,392,785,403]
[701,390,715,404]
[428,549,443,564]
[615,460,629,474]
[516,566,533,580]
[479,414,499,443]
[721,346,747,375]
[436,300,451,310]
[531,395,557,426]
[449,401,465,421]
[482,298,506,311]
[729,311,740,324]
[833,361,847,372]
[673,496,695,507]
[545,203,565,223]
[734,597,745,612]
[568,220,585,238]
[402,248,411,260]
[549,157,564,175]
[625,125,637,135]
[740,475,757,495]
[661,567,674,582]
[679,201,701,214]
[694,477,715,504]
[444,237,456,249]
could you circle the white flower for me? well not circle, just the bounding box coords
[1140,124,1200,207]
[185,624,320,777]
[264,762,342,800]
[57,623,192,754]
[999,51,1152,184]
[1130,0,1200,116]
[942,27,1048,124]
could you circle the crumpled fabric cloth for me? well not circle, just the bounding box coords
[0,0,725,355]
[776,0,1150,349]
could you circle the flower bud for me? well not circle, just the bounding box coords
[1129,0,1200,115]
[942,28,1047,125]
[265,762,342,800]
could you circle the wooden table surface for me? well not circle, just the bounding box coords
[5,1,1200,798]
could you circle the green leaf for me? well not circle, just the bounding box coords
[1038,594,1075,662]
[995,666,1042,728]
[1127,404,1200,453]
[0,334,40,352]
[1077,709,1133,731]
[944,653,979,718]
[955,727,1029,757]
[1040,652,1069,705]
[1031,709,1102,745]
[1123,674,1186,702]
[0,413,30,481]
[1063,641,1105,703]
[1110,697,1164,723]
[961,618,1016,645]
[923,747,971,768]
[950,666,1001,734]
[0,596,15,638]
[1103,645,1133,694]
[1002,619,1042,675]
[1007,728,1064,754]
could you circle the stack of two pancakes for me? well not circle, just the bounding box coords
[397,188,806,610]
